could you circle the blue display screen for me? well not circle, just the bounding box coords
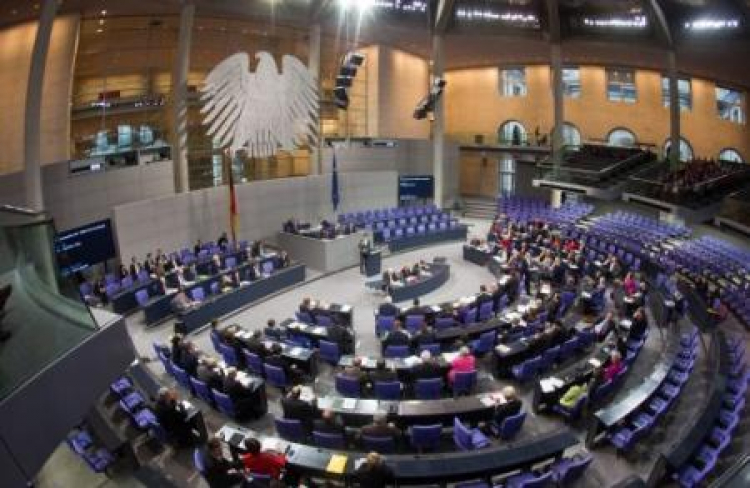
[55,219,117,276]
[399,175,434,200]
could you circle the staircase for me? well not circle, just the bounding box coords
[462,196,497,220]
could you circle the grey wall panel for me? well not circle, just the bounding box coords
[0,317,135,484]
[113,171,398,263]
[0,439,28,488]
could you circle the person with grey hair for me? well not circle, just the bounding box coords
[154,387,196,446]
[361,412,401,440]
[378,295,399,317]
[410,349,444,382]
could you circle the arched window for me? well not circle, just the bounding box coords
[718,148,744,164]
[607,128,637,147]
[663,137,694,162]
[498,120,527,146]
[562,122,581,147]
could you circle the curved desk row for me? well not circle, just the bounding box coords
[388,263,451,303]
[217,423,578,485]
[388,225,469,253]
[174,264,307,334]
[143,253,283,326]
[463,244,494,266]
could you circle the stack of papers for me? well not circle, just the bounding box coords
[261,438,283,453]
[588,358,602,368]
[404,356,421,367]
[340,305,352,313]
[496,344,511,354]
[342,398,357,410]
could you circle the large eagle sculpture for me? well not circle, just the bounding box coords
[200,51,318,158]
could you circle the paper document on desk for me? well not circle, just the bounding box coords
[496,344,511,354]
[480,396,496,407]
[312,327,326,335]
[340,305,352,313]
[540,379,556,393]
[290,347,303,356]
[299,386,315,402]
[261,438,283,453]
[327,454,348,474]
[342,398,357,410]
[588,358,602,368]
[403,356,421,367]
[550,377,564,388]
[431,305,442,312]
[354,457,367,470]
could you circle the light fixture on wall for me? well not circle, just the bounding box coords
[334,51,365,110]
[413,77,447,120]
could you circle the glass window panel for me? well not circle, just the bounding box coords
[607,68,637,103]
[498,121,527,145]
[718,149,744,163]
[500,68,527,97]
[664,138,694,162]
[562,68,581,98]
[716,87,746,124]
[607,128,637,147]
[662,77,692,110]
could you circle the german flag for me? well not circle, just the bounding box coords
[226,153,239,244]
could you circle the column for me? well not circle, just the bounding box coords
[432,33,445,209]
[667,50,681,168]
[308,23,322,175]
[550,43,565,165]
[23,0,58,211]
[171,1,195,193]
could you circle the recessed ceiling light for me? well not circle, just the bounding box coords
[101,9,107,16]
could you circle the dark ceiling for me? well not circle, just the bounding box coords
[1,0,749,87]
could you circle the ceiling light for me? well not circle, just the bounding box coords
[338,0,376,12]
[582,15,647,29]
[100,9,107,16]
[684,18,740,30]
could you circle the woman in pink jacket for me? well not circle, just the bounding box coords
[448,346,476,384]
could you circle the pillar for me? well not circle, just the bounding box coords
[432,33,445,209]
[550,43,565,167]
[171,1,195,193]
[308,23,322,175]
[23,0,58,211]
[667,51,681,167]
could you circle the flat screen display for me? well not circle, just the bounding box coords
[399,175,434,200]
[55,219,117,276]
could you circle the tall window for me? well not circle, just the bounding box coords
[500,67,527,97]
[607,128,637,147]
[499,156,516,196]
[562,123,582,147]
[718,148,744,164]
[664,138,694,162]
[562,68,581,98]
[716,87,746,123]
[498,120,527,145]
[606,68,637,103]
[661,77,692,111]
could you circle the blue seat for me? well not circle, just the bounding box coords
[209,330,223,353]
[242,350,265,377]
[110,377,133,397]
[275,418,306,443]
[409,424,442,451]
[470,331,497,356]
[335,374,362,397]
[218,342,240,368]
[190,287,205,302]
[376,315,396,335]
[135,289,149,307]
[405,315,424,333]
[418,343,441,356]
[212,389,237,418]
[478,301,495,321]
[385,345,410,358]
[193,448,206,474]
[512,357,539,383]
[453,417,489,451]
[319,340,341,365]
[296,311,314,324]
[550,453,593,486]
[435,317,455,330]
[504,470,553,488]
[453,370,477,396]
[189,377,214,406]
[313,431,345,449]
[497,411,526,440]
[264,364,288,390]
[415,378,443,400]
[171,363,193,394]
[374,381,401,400]
[315,315,333,327]
[362,435,396,453]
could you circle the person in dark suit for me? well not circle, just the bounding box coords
[341,357,368,388]
[361,413,401,441]
[264,319,285,341]
[196,357,224,393]
[504,271,520,303]
[411,322,436,348]
[493,386,523,425]
[312,409,345,436]
[476,284,493,305]
[169,335,184,365]
[265,343,304,384]
[179,341,200,377]
[222,368,259,419]
[200,436,247,488]
[517,252,532,296]
[381,270,393,294]
[354,452,395,488]
[629,307,648,340]
[281,386,317,431]
[378,296,399,317]
[368,359,399,386]
[243,330,268,358]
[410,351,444,381]
[327,321,355,355]
[382,321,411,349]
[405,298,426,317]
[154,388,197,446]
[217,232,229,250]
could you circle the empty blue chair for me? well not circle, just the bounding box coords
[453,370,477,396]
[497,411,526,440]
[374,381,401,400]
[470,331,497,356]
[550,453,594,487]
[385,345,410,358]
[609,422,646,452]
[405,315,424,333]
[110,377,133,397]
[190,287,205,302]
[435,316,455,330]
[376,315,396,335]
[335,374,362,397]
[243,350,265,377]
[121,276,134,288]
[135,289,149,307]
[478,301,494,321]
[264,364,287,389]
[409,424,442,452]
[362,435,396,454]
[313,431,345,449]
[80,448,115,474]
[189,377,214,406]
[218,342,240,368]
[319,340,341,365]
[193,448,206,474]
[296,311,314,324]
[275,418,306,442]
[512,357,539,383]
[539,346,560,371]
[315,315,333,327]
[210,281,220,295]
[226,257,237,269]
[415,378,443,400]
[504,470,553,488]
[105,283,120,297]
[453,417,489,451]
[212,389,237,418]
[118,391,145,415]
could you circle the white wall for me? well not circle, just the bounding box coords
[112,170,398,262]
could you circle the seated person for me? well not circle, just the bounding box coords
[603,351,623,382]
[327,320,355,355]
[220,331,245,368]
[281,386,317,431]
[170,286,197,313]
[265,343,304,384]
[217,231,229,250]
[368,359,399,387]
[361,413,401,441]
[299,297,313,315]
[405,298,427,317]
[622,272,638,296]
[558,382,588,410]
[354,452,395,488]
[493,386,522,424]
[340,357,368,388]
[448,346,476,385]
[201,436,247,488]
[313,409,345,436]
[178,341,200,376]
[411,322,436,348]
[382,321,411,349]
[629,307,648,340]
[590,311,616,341]
[223,368,260,419]
[411,350,444,382]
[378,295,399,317]
[154,388,198,446]
[264,318,285,341]
[196,356,224,392]
[243,330,269,358]
[241,437,286,480]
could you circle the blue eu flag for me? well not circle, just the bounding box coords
[331,149,340,212]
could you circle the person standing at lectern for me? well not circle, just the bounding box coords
[359,234,372,274]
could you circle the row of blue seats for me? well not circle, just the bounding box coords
[451,452,593,488]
